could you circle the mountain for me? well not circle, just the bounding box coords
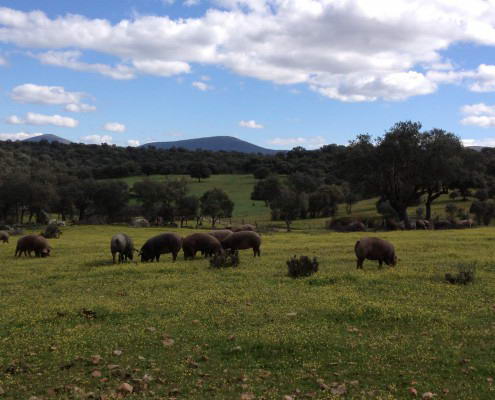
[23,134,72,144]
[141,136,283,154]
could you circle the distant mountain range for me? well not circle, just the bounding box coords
[141,136,283,154]
[23,134,72,144]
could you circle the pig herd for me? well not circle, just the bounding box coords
[1,225,398,270]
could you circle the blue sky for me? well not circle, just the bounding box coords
[1,0,495,149]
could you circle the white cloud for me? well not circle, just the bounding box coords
[461,103,495,117]
[0,54,6,65]
[461,116,495,128]
[103,122,126,133]
[239,120,263,129]
[460,103,495,127]
[462,138,495,147]
[35,50,135,80]
[192,81,212,91]
[184,0,200,6]
[0,132,43,141]
[65,103,96,112]
[81,135,113,144]
[11,83,85,105]
[6,112,78,127]
[127,139,140,147]
[268,136,326,149]
[4,3,495,100]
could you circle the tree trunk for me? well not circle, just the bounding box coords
[285,218,291,232]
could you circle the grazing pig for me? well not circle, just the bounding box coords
[458,219,474,228]
[111,233,135,264]
[15,234,51,257]
[354,237,396,269]
[0,231,9,243]
[221,231,261,257]
[183,233,223,260]
[140,233,182,262]
[231,224,256,232]
[208,229,233,242]
[416,219,430,230]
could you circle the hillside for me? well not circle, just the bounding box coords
[120,174,474,228]
[141,136,283,154]
[23,134,72,144]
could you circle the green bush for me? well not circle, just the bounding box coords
[287,255,319,278]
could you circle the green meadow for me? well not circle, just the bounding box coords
[1,226,494,399]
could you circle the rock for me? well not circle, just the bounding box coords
[117,383,133,394]
[91,355,102,365]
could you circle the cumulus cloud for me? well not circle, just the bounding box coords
[81,135,113,144]
[462,138,495,147]
[239,120,263,129]
[192,81,212,91]
[6,112,78,127]
[65,103,96,112]
[35,50,135,80]
[0,132,43,141]
[184,0,200,6]
[127,139,140,147]
[268,136,326,149]
[103,122,126,133]
[11,83,85,105]
[4,3,495,100]
[460,103,495,127]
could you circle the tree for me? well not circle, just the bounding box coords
[253,167,270,180]
[200,188,234,227]
[177,195,199,227]
[92,181,129,221]
[251,175,282,206]
[308,185,343,218]
[269,186,307,231]
[288,172,321,194]
[470,200,495,225]
[419,129,463,220]
[189,162,211,182]
[374,121,425,227]
[445,203,458,222]
[341,182,360,214]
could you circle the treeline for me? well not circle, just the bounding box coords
[0,171,234,226]
[251,121,495,228]
[2,121,495,226]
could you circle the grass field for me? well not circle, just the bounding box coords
[118,174,474,229]
[1,226,494,399]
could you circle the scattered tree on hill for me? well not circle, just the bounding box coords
[251,175,282,206]
[200,188,234,227]
[308,185,343,218]
[253,167,270,180]
[419,128,463,220]
[177,195,199,227]
[269,187,307,231]
[189,162,211,182]
[470,200,495,225]
[341,182,361,215]
[92,181,129,222]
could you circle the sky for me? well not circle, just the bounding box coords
[1,1,495,149]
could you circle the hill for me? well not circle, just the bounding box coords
[23,134,72,144]
[141,136,283,154]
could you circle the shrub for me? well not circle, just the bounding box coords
[445,262,476,285]
[209,250,240,269]
[287,255,319,278]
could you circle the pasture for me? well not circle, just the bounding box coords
[1,226,494,399]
